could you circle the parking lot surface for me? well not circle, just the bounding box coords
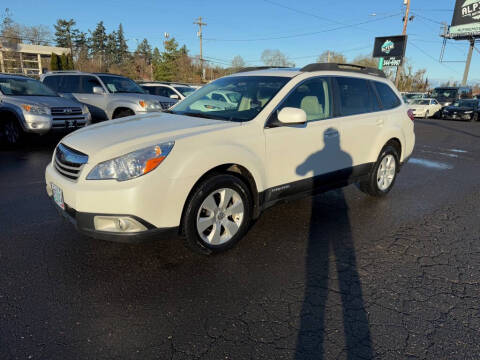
[1,119,480,360]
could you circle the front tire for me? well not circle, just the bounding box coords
[112,108,135,119]
[470,113,478,122]
[182,174,252,255]
[1,118,23,146]
[358,145,399,197]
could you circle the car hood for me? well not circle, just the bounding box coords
[7,95,83,108]
[444,106,474,112]
[110,92,176,104]
[62,113,240,156]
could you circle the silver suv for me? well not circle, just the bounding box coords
[41,71,177,122]
[0,74,91,145]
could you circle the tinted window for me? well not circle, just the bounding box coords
[211,93,227,102]
[336,77,379,116]
[43,76,61,92]
[59,76,82,93]
[278,77,332,122]
[81,76,102,94]
[374,81,401,110]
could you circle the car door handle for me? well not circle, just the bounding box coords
[324,129,339,138]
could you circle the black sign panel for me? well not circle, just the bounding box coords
[373,35,408,63]
[450,0,480,37]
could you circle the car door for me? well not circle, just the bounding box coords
[332,76,383,172]
[264,77,349,202]
[74,76,109,121]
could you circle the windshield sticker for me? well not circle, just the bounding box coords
[107,84,117,92]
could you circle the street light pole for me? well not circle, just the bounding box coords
[395,0,411,89]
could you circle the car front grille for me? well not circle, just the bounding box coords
[51,107,87,129]
[54,143,88,181]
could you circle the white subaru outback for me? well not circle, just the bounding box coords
[45,63,415,254]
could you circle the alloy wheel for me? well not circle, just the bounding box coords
[377,154,396,191]
[196,188,245,245]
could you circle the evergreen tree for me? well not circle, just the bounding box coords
[89,21,107,70]
[105,31,118,67]
[50,53,59,70]
[54,19,76,49]
[116,24,129,64]
[135,38,152,63]
[60,53,68,70]
[154,38,181,81]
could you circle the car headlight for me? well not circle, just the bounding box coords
[139,100,162,111]
[22,104,50,115]
[81,104,90,114]
[464,111,473,114]
[86,142,175,181]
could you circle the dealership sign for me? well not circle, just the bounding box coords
[450,0,480,38]
[372,35,407,67]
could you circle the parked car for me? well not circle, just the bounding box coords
[0,74,91,145]
[41,71,177,122]
[140,82,196,100]
[431,86,472,108]
[45,63,415,254]
[403,92,427,104]
[410,98,442,118]
[442,99,479,121]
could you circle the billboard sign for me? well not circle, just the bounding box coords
[372,35,407,66]
[450,0,480,38]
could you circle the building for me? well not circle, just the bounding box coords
[0,42,70,76]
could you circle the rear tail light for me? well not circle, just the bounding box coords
[407,109,415,121]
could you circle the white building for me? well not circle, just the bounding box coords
[0,42,71,75]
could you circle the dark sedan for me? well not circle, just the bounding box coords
[442,99,479,122]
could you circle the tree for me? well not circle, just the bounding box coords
[317,50,346,64]
[54,19,76,49]
[60,53,68,70]
[105,31,118,67]
[395,60,428,92]
[22,25,51,45]
[261,49,294,67]
[231,55,245,70]
[154,38,182,81]
[50,53,59,70]
[116,24,129,64]
[89,21,107,70]
[352,54,378,68]
[135,38,152,63]
[1,8,22,46]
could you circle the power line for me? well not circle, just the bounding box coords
[203,12,401,42]
[409,41,460,74]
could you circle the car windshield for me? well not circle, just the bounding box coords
[412,100,430,105]
[405,93,423,99]
[432,89,458,99]
[0,77,58,97]
[174,86,196,97]
[453,100,476,108]
[99,75,146,94]
[169,76,290,122]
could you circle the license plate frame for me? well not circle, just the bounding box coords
[51,183,65,210]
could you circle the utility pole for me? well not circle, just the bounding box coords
[194,17,207,81]
[327,50,331,63]
[462,38,475,86]
[395,0,411,89]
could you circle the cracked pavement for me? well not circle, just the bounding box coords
[1,119,480,359]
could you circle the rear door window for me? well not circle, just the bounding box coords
[59,76,82,93]
[335,77,379,116]
[373,81,401,110]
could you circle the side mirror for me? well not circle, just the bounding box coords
[170,94,180,100]
[93,86,105,95]
[277,107,307,125]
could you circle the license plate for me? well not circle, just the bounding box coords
[51,183,65,210]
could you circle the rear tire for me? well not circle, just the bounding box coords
[358,145,399,197]
[113,108,135,119]
[182,174,252,255]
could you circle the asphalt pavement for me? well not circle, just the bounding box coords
[1,118,480,360]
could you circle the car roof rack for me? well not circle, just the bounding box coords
[46,70,83,74]
[300,63,386,78]
[234,66,292,74]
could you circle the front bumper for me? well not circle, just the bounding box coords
[49,196,178,243]
[442,113,473,121]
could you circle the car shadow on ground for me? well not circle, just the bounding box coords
[294,128,373,359]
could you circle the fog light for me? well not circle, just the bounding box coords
[31,122,38,129]
[94,216,148,233]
